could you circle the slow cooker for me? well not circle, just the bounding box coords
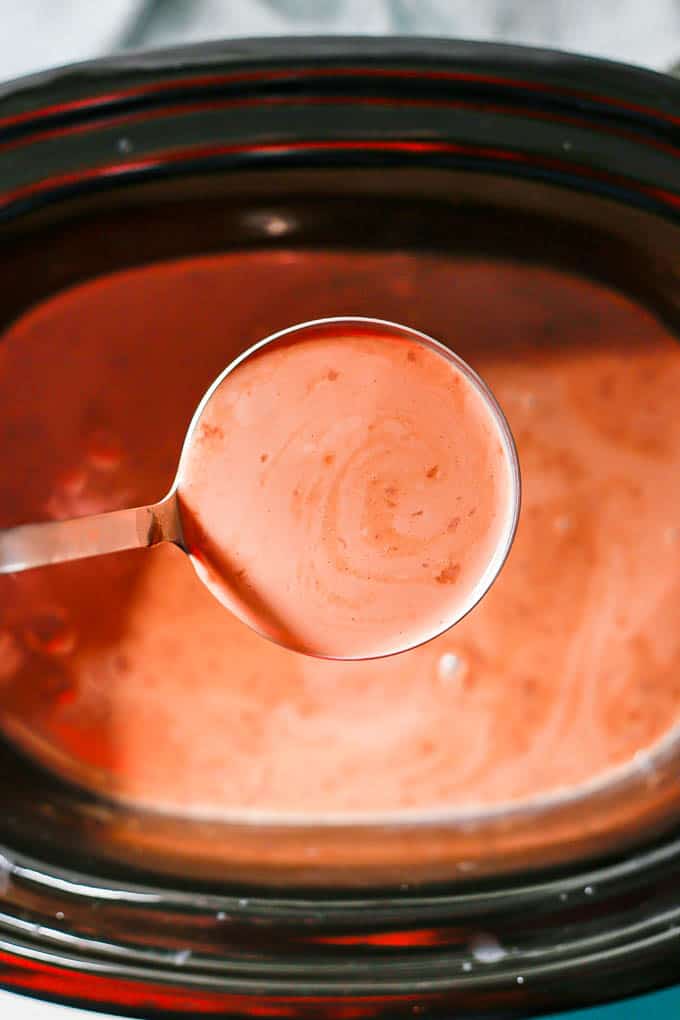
[1,36,680,1019]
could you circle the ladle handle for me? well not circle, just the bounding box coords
[0,494,181,575]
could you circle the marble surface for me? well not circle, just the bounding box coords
[1,1,680,1017]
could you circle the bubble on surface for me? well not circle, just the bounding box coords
[23,611,76,657]
[553,515,571,534]
[85,428,123,471]
[437,652,462,683]
[0,629,24,683]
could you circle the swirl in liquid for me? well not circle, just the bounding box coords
[178,323,516,659]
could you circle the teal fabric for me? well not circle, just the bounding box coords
[544,986,680,1018]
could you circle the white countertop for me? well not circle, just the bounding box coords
[1,994,120,1020]
[4,0,680,79]
[1,1,679,1017]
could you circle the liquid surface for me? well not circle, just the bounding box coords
[179,323,516,658]
[0,251,679,816]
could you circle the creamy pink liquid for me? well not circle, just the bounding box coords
[178,324,515,659]
[0,253,679,821]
